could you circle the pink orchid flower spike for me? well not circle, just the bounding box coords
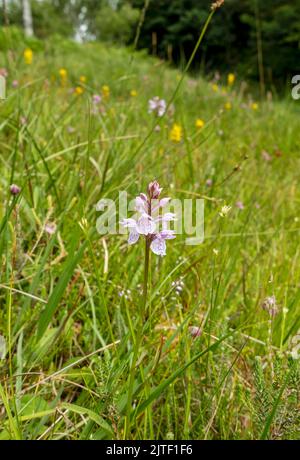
[120,180,176,257]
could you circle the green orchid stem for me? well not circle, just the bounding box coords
[142,239,150,319]
[125,238,150,439]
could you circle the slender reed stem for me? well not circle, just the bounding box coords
[129,10,215,162]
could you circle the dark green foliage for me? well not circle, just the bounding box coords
[252,355,300,439]
[132,0,300,86]
[1,0,300,87]
[0,0,75,38]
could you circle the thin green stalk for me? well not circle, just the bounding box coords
[130,9,215,162]
[124,328,142,439]
[86,232,115,344]
[184,347,192,438]
[5,221,22,439]
[125,238,150,439]
[142,239,150,319]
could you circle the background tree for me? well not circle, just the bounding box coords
[22,0,33,36]
[131,0,300,86]
[1,0,299,88]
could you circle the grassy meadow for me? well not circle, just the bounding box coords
[0,35,300,440]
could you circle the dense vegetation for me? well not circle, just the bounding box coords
[2,0,300,89]
[132,0,300,85]
[0,19,300,439]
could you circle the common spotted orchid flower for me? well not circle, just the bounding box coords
[120,181,176,256]
[148,97,167,117]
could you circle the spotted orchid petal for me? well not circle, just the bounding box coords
[159,230,176,240]
[148,97,166,117]
[150,236,166,256]
[151,197,171,213]
[154,212,177,224]
[161,212,177,222]
[137,213,156,235]
[159,197,171,208]
[120,218,137,228]
[148,98,158,112]
[128,229,140,245]
[135,196,148,213]
[157,101,166,117]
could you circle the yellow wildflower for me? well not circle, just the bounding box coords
[24,48,33,65]
[59,68,67,79]
[130,89,137,97]
[227,73,235,85]
[79,75,87,84]
[59,68,67,86]
[102,85,110,99]
[75,86,84,95]
[195,118,205,129]
[212,83,219,92]
[170,123,182,143]
[224,101,232,110]
[251,102,259,110]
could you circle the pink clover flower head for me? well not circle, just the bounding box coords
[45,222,57,235]
[189,326,202,338]
[10,184,21,195]
[92,94,101,104]
[236,201,244,210]
[262,295,278,317]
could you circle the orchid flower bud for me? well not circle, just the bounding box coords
[148,180,162,199]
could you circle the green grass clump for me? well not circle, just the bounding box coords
[0,37,300,440]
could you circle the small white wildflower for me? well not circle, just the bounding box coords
[172,278,185,295]
[44,222,57,235]
[189,326,202,338]
[219,205,231,217]
[262,295,278,317]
